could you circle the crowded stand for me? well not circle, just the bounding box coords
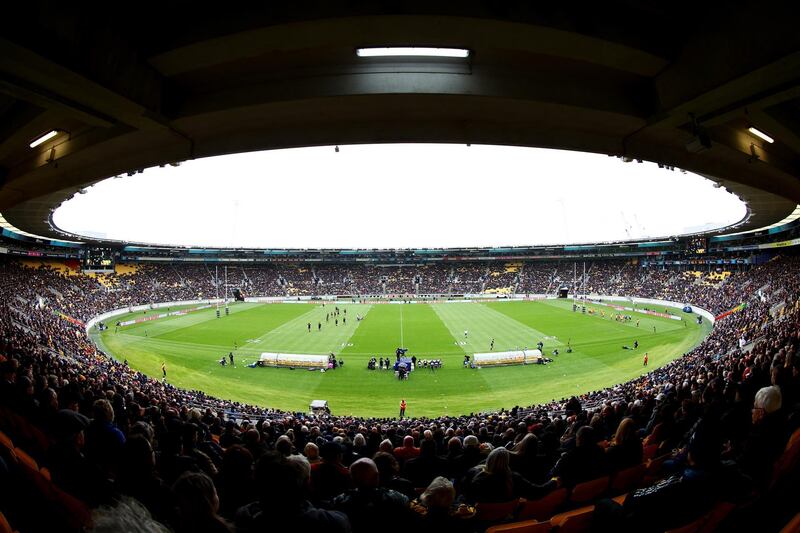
[449,263,489,294]
[1,254,799,532]
[482,263,521,295]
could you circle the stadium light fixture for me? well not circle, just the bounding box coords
[29,130,61,148]
[748,126,774,144]
[356,47,470,58]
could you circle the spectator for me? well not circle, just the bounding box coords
[462,447,557,504]
[373,451,416,500]
[393,435,420,463]
[404,439,449,488]
[117,435,172,523]
[236,453,350,532]
[172,471,232,533]
[332,458,416,533]
[310,441,351,504]
[85,398,125,476]
[412,476,473,533]
[550,426,609,487]
[217,445,255,520]
[606,418,643,472]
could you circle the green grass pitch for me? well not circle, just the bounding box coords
[93,300,711,418]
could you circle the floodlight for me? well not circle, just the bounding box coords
[748,126,774,144]
[356,47,470,58]
[29,130,60,148]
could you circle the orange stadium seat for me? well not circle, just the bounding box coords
[0,512,15,533]
[517,488,568,521]
[780,513,800,533]
[14,447,38,472]
[642,443,659,460]
[770,428,800,490]
[487,519,552,533]
[0,430,14,455]
[550,505,594,533]
[475,499,522,522]
[642,454,671,485]
[610,463,646,494]
[665,502,735,533]
[568,476,609,505]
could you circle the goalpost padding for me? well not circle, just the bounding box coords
[259,352,328,368]
[473,349,542,366]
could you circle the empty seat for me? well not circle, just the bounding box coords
[569,476,609,505]
[550,505,594,533]
[780,512,800,533]
[487,519,552,533]
[642,454,671,485]
[518,488,567,521]
[0,511,15,533]
[610,463,646,494]
[475,499,521,522]
[642,444,658,460]
[665,501,735,533]
[0,430,13,452]
[14,447,38,472]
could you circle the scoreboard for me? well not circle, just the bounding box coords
[83,247,115,271]
[686,237,707,255]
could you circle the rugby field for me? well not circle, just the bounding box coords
[93,299,711,417]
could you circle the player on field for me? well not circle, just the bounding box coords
[229,352,234,366]
[318,322,322,331]
[490,338,494,351]
[464,330,468,339]
[643,352,649,366]
[307,322,311,332]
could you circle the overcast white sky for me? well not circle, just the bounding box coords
[53,144,747,248]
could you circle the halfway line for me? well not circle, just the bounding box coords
[400,305,404,347]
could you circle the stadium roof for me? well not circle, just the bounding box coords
[1,2,799,247]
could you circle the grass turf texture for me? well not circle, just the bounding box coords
[93,300,711,418]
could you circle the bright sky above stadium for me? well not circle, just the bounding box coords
[53,144,747,249]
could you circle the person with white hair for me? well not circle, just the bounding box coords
[462,447,557,504]
[451,435,483,481]
[734,385,786,486]
[411,476,474,531]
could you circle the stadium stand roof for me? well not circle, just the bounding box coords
[1,2,799,246]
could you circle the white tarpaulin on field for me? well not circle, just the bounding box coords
[473,349,542,366]
[260,352,328,368]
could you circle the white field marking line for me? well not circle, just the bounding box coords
[247,304,325,346]
[400,305,404,347]
[335,304,374,354]
[254,303,374,354]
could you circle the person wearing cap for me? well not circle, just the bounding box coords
[310,441,350,504]
[46,409,110,506]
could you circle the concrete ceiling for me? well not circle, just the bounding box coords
[1,1,799,244]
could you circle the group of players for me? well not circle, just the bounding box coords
[306,305,358,333]
[218,351,235,366]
